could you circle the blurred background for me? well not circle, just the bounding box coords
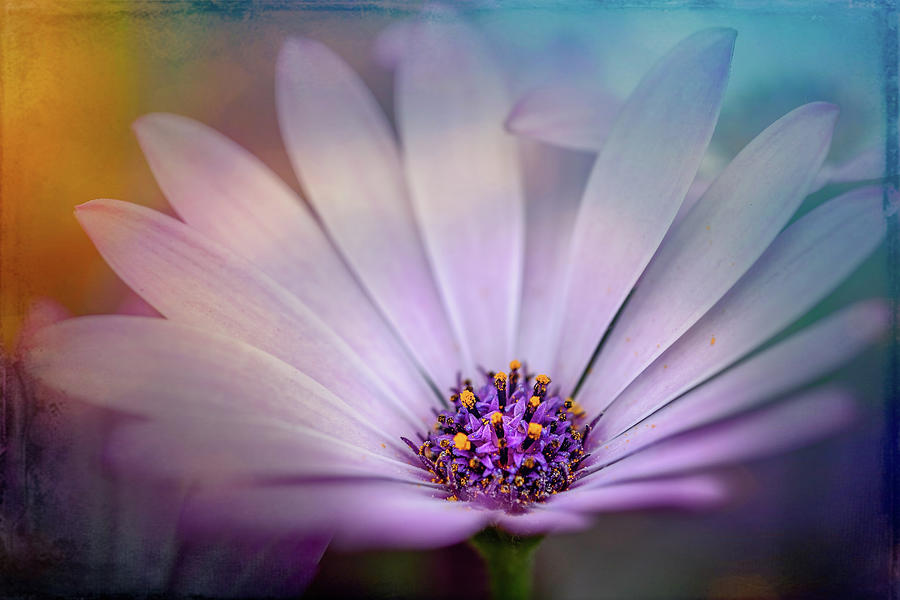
[1,1,895,598]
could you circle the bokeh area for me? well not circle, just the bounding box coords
[1,1,895,598]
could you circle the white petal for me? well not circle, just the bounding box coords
[582,386,856,486]
[588,300,887,469]
[590,184,886,438]
[133,113,441,414]
[275,40,462,391]
[583,102,839,405]
[550,29,736,392]
[75,199,425,433]
[397,13,524,370]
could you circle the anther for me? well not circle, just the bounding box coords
[494,371,508,410]
[498,438,509,467]
[490,411,505,440]
[453,432,471,451]
[460,390,481,418]
[533,374,551,398]
[509,360,521,389]
[522,422,543,451]
[523,394,540,422]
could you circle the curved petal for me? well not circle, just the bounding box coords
[105,418,424,485]
[133,113,440,411]
[550,474,733,513]
[22,315,407,456]
[550,28,736,392]
[811,144,885,192]
[491,506,592,536]
[396,12,524,370]
[274,40,462,391]
[505,85,620,151]
[515,140,594,369]
[590,185,886,438]
[74,199,425,433]
[581,386,856,487]
[587,300,887,469]
[181,481,490,551]
[582,102,840,406]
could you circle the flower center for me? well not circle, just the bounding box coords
[402,361,590,512]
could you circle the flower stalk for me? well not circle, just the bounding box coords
[470,528,544,600]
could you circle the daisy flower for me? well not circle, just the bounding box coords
[20,11,887,597]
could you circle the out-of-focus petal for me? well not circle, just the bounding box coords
[591,184,886,438]
[505,85,620,151]
[552,474,733,512]
[74,199,425,433]
[15,297,72,355]
[22,315,408,456]
[172,532,329,599]
[515,140,594,370]
[812,144,885,192]
[581,386,856,487]
[133,113,440,412]
[397,12,524,370]
[106,418,424,485]
[551,28,736,392]
[587,300,887,469]
[275,39,462,392]
[181,481,490,551]
[584,102,839,405]
[490,506,593,536]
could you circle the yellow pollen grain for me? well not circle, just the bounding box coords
[663,364,668,369]
[494,371,507,386]
[490,411,503,425]
[710,336,716,346]
[460,389,476,408]
[380,443,386,448]
[706,225,711,231]
[568,401,586,417]
[509,360,521,370]
[453,432,471,451]
[527,422,543,439]
[529,395,540,408]
[535,374,551,385]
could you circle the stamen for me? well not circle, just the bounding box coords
[460,389,481,418]
[493,371,508,410]
[410,363,586,511]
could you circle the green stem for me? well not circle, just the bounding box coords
[469,528,544,600]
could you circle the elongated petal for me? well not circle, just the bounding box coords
[275,40,462,391]
[505,85,620,151]
[588,300,886,469]
[811,144,885,192]
[106,418,424,485]
[22,315,406,456]
[515,140,594,370]
[581,387,855,487]
[591,185,886,438]
[133,113,440,412]
[491,506,592,536]
[182,482,490,550]
[551,29,736,392]
[397,13,524,370]
[552,474,732,512]
[75,199,424,433]
[583,102,839,406]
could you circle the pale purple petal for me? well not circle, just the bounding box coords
[275,40,463,391]
[105,418,425,485]
[587,300,887,469]
[490,507,593,536]
[397,12,524,370]
[74,200,426,433]
[181,482,490,550]
[505,84,620,151]
[583,102,839,407]
[581,386,856,487]
[812,144,885,192]
[22,315,408,455]
[590,185,886,439]
[550,474,733,512]
[133,113,440,413]
[515,140,594,371]
[551,29,736,392]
